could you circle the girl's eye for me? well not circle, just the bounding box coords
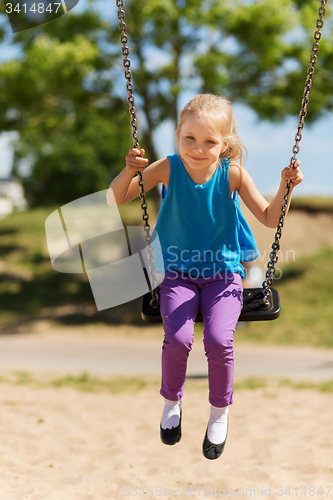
[207,140,216,144]
[186,136,194,140]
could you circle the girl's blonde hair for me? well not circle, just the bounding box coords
[175,94,247,164]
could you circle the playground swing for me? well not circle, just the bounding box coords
[115,0,327,323]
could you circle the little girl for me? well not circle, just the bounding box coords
[108,94,303,460]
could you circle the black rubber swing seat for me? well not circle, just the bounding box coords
[142,287,280,323]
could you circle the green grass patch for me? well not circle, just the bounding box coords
[49,371,155,393]
[13,370,35,385]
[0,371,159,394]
[0,206,147,330]
[291,197,333,213]
[1,371,333,395]
[234,377,268,390]
[234,246,333,347]
[278,379,333,393]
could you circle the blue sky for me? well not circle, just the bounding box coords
[0,0,332,197]
[232,104,333,198]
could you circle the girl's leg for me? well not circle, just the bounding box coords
[159,273,200,402]
[200,273,243,408]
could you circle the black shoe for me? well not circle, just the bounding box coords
[202,425,227,460]
[160,411,182,445]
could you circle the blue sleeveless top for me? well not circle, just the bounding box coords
[152,154,258,278]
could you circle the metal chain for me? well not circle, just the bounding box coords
[116,0,159,308]
[262,0,327,304]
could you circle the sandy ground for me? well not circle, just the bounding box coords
[1,327,333,500]
[0,381,333,500]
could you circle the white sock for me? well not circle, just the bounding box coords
[207,405,228,444]
[161,399,181,430]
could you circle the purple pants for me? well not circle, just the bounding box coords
[159,271,243,408]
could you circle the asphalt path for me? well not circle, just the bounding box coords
[1,332,333,382]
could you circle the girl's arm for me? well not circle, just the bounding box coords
[107,148,169,206]
[230,161,303,228]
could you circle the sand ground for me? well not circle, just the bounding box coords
[0,380,332,500]
[0,325,333,500]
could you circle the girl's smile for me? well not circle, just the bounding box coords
[189,155,208,162]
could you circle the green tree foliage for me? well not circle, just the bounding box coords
[197,0,333,122]
[0,9,131,206]
[0,0,332,206]
[109,0,333,162]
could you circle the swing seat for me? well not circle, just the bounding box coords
[141,287,280,323]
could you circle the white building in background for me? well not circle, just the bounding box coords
[0,178,27,218]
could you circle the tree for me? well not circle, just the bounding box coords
[0,9,132,206]
[109,0,333,164]
[196,0,333,122]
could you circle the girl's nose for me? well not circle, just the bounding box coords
[193,144,203,154]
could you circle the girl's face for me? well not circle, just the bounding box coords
[178,113,227,173]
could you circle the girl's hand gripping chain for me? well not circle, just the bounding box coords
[126,148,149,176]
[282,160,304,187]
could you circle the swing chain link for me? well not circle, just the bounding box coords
[262,0,327,304]
[116,0,159,308]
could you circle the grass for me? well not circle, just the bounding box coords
[49,372,153,393]
[234,377,333,393]
[0,204,147,330]
[291,196,333,213]
[2,371,333,395]
[0,202,333,346]
[5,370,159,394]
[234,377,268,390]
[278,378,333,393]
[233,246,333,347]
